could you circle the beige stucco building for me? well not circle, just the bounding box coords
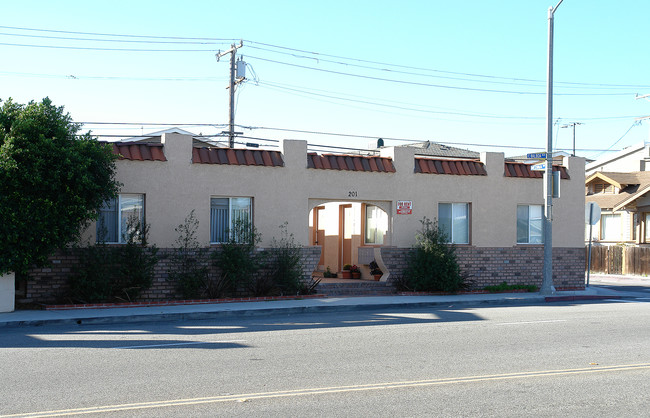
[78,132,585,283]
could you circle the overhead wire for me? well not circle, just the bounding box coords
[245,55,635,96]
[2,25,649,90]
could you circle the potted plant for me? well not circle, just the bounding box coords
[341,264,352,279]
[323,266,337,278]
[350,264,361,279]
[369,261,382,281]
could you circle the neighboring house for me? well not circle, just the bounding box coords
[21,130,587,305]
[398,141,480,159]
[585,171,650,245]
[586,142,650,177]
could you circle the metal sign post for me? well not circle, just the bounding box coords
[585,202,601,287]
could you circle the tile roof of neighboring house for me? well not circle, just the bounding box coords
[399,141,480,159]
[192,147,285,167]
[307,153,396,172]
[585,171,650,211]
[414,158,487,175]
[111,143,167,161]
[504,162,569,179]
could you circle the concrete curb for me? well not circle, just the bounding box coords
[0,296,549,328]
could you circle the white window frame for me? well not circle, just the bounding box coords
[210,197,253,244]
[517,204,543,244]
[600,213,622,242]
[364,204,388,245]
[96,194,145,244]
[438,202,470,244]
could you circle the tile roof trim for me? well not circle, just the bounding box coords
[111,143,167,162]
[307,153,396,173]
[191,147,285,167]
[414,157,487,176]
[504,162,570,179]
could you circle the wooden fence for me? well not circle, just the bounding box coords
[587,245,650,275]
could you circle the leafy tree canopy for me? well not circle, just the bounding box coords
[0,97,120,275]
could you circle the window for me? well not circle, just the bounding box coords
[438,203,469,244]
[645,213,650,242]
[96,194,144,243]
[210,197,252,243]
[600,213,621,241]
[365,205,388,245]
[517,205,543,244]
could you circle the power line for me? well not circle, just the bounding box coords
[257,80,543,120]
[3,25,649,90]
[246,55,635,96]
[0,31,229,45]
[0,25,233,41]
[0,42,227,52]
[247,44,642,91]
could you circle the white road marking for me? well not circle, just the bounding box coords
[112,339,247,349]
[494,319,567,326]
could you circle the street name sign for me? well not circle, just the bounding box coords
[527,152,547,159]
[531,162,547,171]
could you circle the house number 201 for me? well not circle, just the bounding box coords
[348,191,358,198]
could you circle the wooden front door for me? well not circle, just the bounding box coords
[312,206,325,268]
[339,204,353,270]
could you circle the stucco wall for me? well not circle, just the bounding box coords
[82,133,585,250]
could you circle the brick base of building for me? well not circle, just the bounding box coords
[19,245,584,306]
[381,246,585,290]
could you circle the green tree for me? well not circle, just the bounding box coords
[0,97,119,275]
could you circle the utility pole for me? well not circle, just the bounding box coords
[541,0,563,296]
[216,41,245,148]
[561,122,582,156]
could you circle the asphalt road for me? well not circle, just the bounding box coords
[1,299,649,417]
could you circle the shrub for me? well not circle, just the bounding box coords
[213,217,262,297]
[68,216,157,303]
[268,222,305,295]
[402,217,467,293]
[114,217,159,301]
[168,210,210,299]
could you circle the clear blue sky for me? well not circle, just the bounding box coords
[2,0,650,159]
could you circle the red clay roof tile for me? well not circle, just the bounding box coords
[368,158,378,171]
[261,151,273,166]
[244,150,256,165]
[321,155,332,169]
[337,156,348,170]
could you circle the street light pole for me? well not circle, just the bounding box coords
[541,0,563,296]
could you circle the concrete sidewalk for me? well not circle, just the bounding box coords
[0,285,633,328]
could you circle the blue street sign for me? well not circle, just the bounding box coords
[527,152,547,159]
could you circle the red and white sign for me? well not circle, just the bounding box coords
[396,200,412,215]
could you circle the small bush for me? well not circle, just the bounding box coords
[115,217,158,301]
[69,243,118,303]
[402,217,467,293]
[168,210,210,299]
[268,222,306,295]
